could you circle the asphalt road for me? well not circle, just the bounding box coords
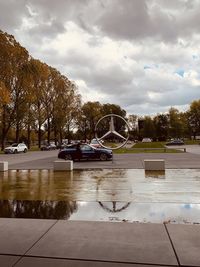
[0,145,200,169]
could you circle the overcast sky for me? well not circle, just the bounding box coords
[0,0,200,115]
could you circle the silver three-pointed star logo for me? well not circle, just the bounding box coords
[95,114,130,150]
[98,115,127,141]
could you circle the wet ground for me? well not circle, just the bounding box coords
[0,169,200,224]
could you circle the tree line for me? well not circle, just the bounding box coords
[128,102,200,141]
[0,30,81,149]
[1,30,200,150]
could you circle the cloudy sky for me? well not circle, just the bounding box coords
[0,0,200,115]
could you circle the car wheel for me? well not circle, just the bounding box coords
[65,154,73,160]
[24,148,27,153]
[100,153,107,161]
[14,149,17,154]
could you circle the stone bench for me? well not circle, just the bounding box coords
[144,159,165,171]
[53,160,73,171]
[0,161,8,172]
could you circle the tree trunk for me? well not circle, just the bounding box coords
[15,121,20,143]
[47,117,50,144]
[54,125,58,146]
[38,123,42,148]
[1,132,6,151]
[59,128,63,145]
[27,124,31,149]
[1,107,9,150]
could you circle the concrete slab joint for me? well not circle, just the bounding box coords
[54,160,73,171]
[144,159,165,171]
[0,161,8,172]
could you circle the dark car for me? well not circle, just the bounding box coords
[58,143,112,161]
[166,139,184,146]
[41,143,57,151]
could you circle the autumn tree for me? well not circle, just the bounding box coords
[187,100,200,139]
[0,30,29,148]
[142,116,155,140]
[153,114,169,141]
[0,30,81,149]
[64,82,82,141]
[81,101,102,140]
[128,114,138,140]
[0,81,11,149]
[168,107,183,138]
[52,74,81,144]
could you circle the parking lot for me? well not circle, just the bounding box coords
[0,145,200,169]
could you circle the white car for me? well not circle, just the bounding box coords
[90,138,103,148]
[4,143,28,154]
[142,138,152,143]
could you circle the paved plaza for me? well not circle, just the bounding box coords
[0,146,200,266]
[0,145,200,170]
[0,219,200,267]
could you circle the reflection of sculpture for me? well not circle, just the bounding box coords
[0,200,77,219]
[98,201,131,213]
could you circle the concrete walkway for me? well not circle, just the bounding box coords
[0,218,200,267]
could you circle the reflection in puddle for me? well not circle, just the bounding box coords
[73,201,200,224]
[0,200,200,224]
[145,170,165,179]
[0,200,77,220]
[98,201,131,213]
[1,169,200,223]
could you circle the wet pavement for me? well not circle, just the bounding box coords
[1,168,200,203]
[1,169,200,224]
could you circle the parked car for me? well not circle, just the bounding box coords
[4,143,28,154]
[90,138,103,148]
[58,143,112,161]
[41,143,57,151]
[166,139,184,146]
[56,142,68,149]
[142,138,152,142]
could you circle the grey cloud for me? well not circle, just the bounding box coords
[149,86,200,107]
[92,0,200,42]
[97,0,151,40]
[2,0,200,43]
[1,0,200,116]
[0,0,89,39]
[87,65,134,90]
[27,19,66,39]
[27,0,89,20]
[0,0,28,31]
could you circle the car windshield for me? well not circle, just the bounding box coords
[11,143,18,147]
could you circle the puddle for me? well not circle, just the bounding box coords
[0,169,200,223]
[0,200,199,224]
